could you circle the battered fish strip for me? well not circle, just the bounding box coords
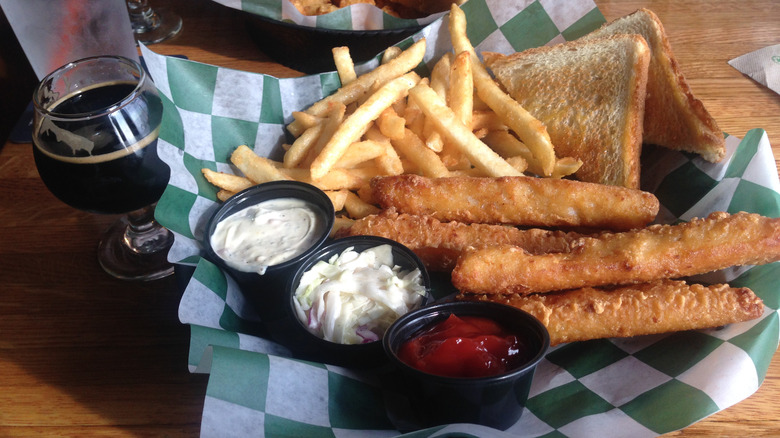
[335,209,583,271]
[371,174,659,230]
[452,211,780,295]
[459,279,765,345]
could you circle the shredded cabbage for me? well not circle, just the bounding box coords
[293,244,426,344]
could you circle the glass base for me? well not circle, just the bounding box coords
[132,7,183,45]
[97,214,174,281]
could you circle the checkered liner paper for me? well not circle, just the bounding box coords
[140,1,780,436]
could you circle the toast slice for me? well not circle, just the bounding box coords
[583,8,726,162]
[484,34,650,188]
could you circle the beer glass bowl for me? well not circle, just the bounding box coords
[31,55,174,281]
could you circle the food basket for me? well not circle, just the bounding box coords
[211,0,428,72]
[142,0,780,435]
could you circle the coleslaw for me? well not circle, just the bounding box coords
[293,244,426,344]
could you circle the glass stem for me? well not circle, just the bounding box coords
[123,205,173,255]
[127,0,160,33]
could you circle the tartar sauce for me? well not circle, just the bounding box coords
[293,244,427,345]
[210,198,324,275]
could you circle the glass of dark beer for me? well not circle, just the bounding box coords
[31,55,174,281]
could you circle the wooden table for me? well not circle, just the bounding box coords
[1,0,778,436]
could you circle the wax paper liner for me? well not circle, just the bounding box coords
[728,43,780,95]
[210,0,445,30]
[140,0,780,436]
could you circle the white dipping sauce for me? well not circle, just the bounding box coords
[210,198,324,275]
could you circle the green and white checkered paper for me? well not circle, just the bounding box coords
[141,1,780,436]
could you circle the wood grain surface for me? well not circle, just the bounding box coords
[1,0,778,436]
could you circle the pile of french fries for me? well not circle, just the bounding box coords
[202,5,581,231]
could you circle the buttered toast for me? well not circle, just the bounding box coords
[583,8,726,162]
[484,34,650,188]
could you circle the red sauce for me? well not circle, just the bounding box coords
[397,314,529,378]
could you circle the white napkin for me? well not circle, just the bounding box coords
[728,43,780,95]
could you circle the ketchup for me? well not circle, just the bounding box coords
[397,314,529,378]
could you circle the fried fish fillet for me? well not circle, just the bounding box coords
[335,209,583,271]
[459,279,765,345]
[452,211,780,295]
[371,174,659,231]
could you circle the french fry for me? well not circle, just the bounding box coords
[448,4,556,176]
[331,216,356,236]
[471,110,508,132]
[391,128,450,178]
[364,124,391,144]
[303,102,346,167]
[231,145,291,183]
[392,97,407,119]
[403,91,423,129]
[472,128,489,139]
[382,46,402,64]
[420,63,450,154]
[423,125,444,153]
[429,53,451,99]
[341,165,385,182]
[202,168,254,193]
[408,83,522,177]
[310,72,421,180]
[286,122,306,139]
[357,184,376,205]
[506,155,528,173]
[332,46,357,85]
[334,140,386,169]
[440,149,472,171]
[287,111,322,138]
[474,76,556,176]
[472,92,491,111]
[216,190,235,202]
[283,167,369,191]
[284,123,323,168]
[406,104,425,140]
[344,191,381,219]
[365,126,405,176]
[287,38,427,135]
[432,51,475,167]
[426,135,444,153]
[377,107,406,141]
[324,189,349,211]
[481,129,539,173]
[291,111,322,130]
[552,157,583,179]
[449,51,474,128]
[403,76,428,140]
